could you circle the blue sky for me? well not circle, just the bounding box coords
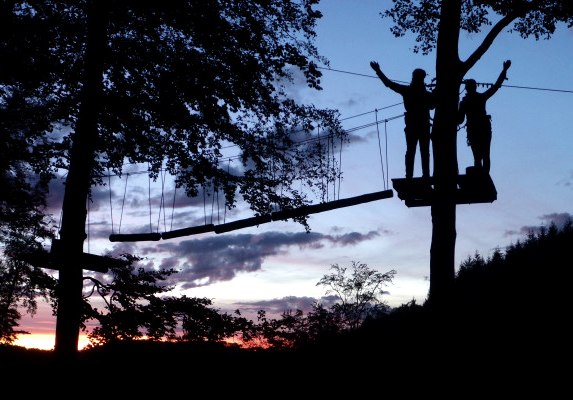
[16,1,573,349]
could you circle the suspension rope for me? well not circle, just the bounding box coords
[203,184,208,225]
[375,109,388,190]
[86,195,90,253]
[216,184,221,224]
[157,167,167,233]
[210,181,216,225]
[338,136,343,200]
[330,133,336,201]
[224,160,230,223]
[317,124,325,202]
[118,173,129,234]
[148,166,153,233]
[108,167,114,234]
[383,120,390,187]
[170,182,176,231]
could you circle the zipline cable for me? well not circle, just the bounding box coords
[318,66,573,93]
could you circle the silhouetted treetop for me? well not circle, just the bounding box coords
[383,1,573,55]
[2,0,345,226]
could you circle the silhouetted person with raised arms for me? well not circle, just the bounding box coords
[370,61,435,180]
[458,60,511,174]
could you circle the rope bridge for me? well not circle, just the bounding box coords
[109,189,393,242]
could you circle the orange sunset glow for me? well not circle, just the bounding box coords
[15,333,90,351]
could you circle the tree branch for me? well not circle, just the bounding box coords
[461,12,518,76]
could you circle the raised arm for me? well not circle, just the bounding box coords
[370,61,404,94]
[484,60,511,99]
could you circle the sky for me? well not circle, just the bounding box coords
[15,0,573,350]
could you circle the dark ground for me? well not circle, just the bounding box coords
[1,313,566,397]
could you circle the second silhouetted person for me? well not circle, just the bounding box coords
[458,60,511,174]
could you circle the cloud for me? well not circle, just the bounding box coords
[507,212,573,237]
[557,170,573,188]
[232,296,318,315]
[153,229,380,289]
[230,295,340,318]
[538,212,573,229]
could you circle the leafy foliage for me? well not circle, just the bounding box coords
[2,0,347,223]
[316,261,396,330]
[82,255,258,347]
[80,259,396,350]
[0,1,63,343]
[0,245,57,344]
[383,0,573,55]
[82,254,177,345]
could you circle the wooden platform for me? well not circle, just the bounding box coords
[392,167,497,207]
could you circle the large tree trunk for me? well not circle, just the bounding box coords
[427,1,463,311]
[54,0,107,360]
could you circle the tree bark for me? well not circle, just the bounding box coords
[427,1,463,311]
[54,0,107,360]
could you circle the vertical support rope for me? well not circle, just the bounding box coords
[157,168,167,233]
[118,173,129,234]
[210,179,216,225]
[317,124,322,202]
[224,160,230,223]
[328,134,336,200]
[203,184,207,225]
[148,166,153,233]
[86,194,90,253]
[211,182,217,223]
[170,181,176,231]
[375,109,388,190]
[108,168,114,234]
[384,119,390,187]
[338,136,343,200]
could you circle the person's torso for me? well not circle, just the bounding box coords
[462,93,488,123]
[402,86,432,117]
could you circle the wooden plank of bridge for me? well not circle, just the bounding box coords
[214,215,273,234]
[109,232,162,242]
[161,223,215,240]
[271,189,394,220]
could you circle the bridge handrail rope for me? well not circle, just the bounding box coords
[108,171,163,242]
[118,173,129,234]
[375,109,389,190]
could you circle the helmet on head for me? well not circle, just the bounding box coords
[464,79,477,91]
[412,68,426,80]
[411,68,427,86]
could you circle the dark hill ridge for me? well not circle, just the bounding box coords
[2,221,570,394]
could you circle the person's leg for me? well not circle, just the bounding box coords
[404,127,417,179]
[419,132,431,178]
[483,134,492,174]
[471,144,481,169]
[467,128,481,169]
